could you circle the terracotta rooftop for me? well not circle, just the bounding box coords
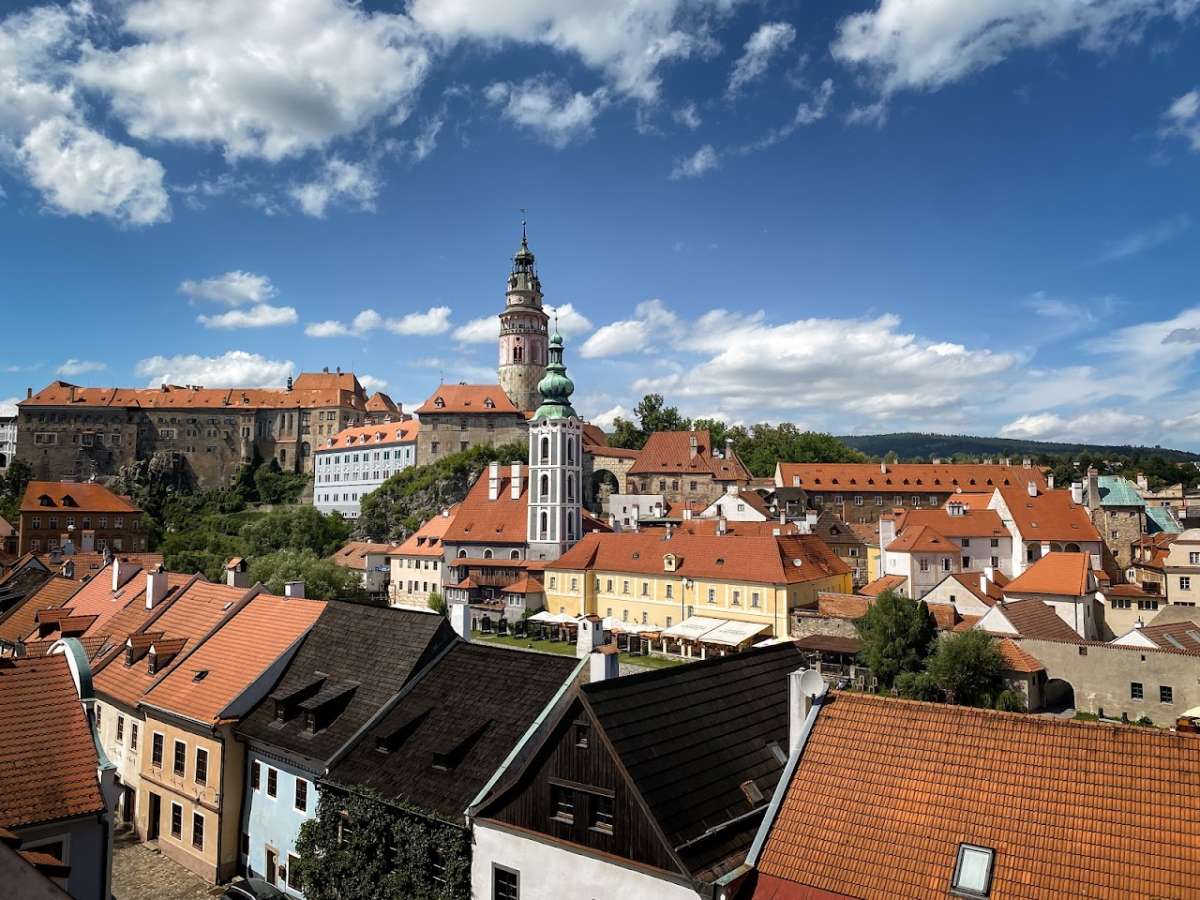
[441,466,527,545]
[1004,552,1093,597]
[141,591,325,725]
[816,592,870,620]
[1128,622,1200,654]
[549,531,852,586]
[996,485,1101,543]
[34,551,163,581]
[365,391,399,414]
[754,691,1200,899]
[939,571,1006,607]
[0,653,105,829]
[20,481,140,515]
[892,506,1007,540]
[981,598,1081,642]
[629,430,751,482]
[858,574,906,597]
[0,577,78,645]
[884,523,959,554]
[320,420,418,450]
[330,541,394,571]
[389,506,459,558]
[20,374,365,411]
[777,463,1046,493]
[415,383,519,415]
[996,637,1044,673]
[675,519,802,538]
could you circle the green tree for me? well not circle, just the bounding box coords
[855,589,937,689]
[247,549,370,603]
[731,423,864,478]
[241,504,352,558]
[609,394,691,450]
[0,457,33,523]
[427,591,446,615]
[925,630,1005,707]
[254,458,308,505]
[232,447,263,502]
[994,689,1028,712]
[895,670,941,701]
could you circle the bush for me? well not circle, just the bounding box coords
[895,671,941,701]
[925,630,1004,707]
[855,590,937,689]
[994,690,1028,713]
[247,549,370,603]
[427,591,446,616]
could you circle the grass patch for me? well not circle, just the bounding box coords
[474,634,687,669]
[619,652,686,669]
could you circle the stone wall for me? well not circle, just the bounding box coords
[790,610,860,640]
[415,412,527,466]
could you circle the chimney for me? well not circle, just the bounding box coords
[68,385,75,402]
[145,565,168,610]
[441,507,450,517]
[62,560,75,580]
[789,668,826,754]
[488,461,501,501]
[879,515,897,551]
[1087,468,1100,510]
[880,461,887,474]
[717,516,728,535]
[511,462,523,499]
[26,387,32,399]
[1046,473,1055,490]
[1022,457,1032,469]
[576,615,606,658]
[589,644,619,682]
[284,580,305,598]
[689,434,698,459]
[931,457,941,465]
[1026,480,1037,498]
[1136,473,1148,492]
[449,601,471,641]
[1070,481,1084,505]
[286,375,293,392]
[683,508,692,521]
[111,558,135,592]
[226,558,249,588]
[49,547,63,564]
[724,437,733,459]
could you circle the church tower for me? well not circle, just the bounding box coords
[497,224,549,412]
[527,328,582,561]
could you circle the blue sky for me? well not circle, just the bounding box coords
[2,1,1200,449]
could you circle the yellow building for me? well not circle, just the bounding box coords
[544,531,852,639]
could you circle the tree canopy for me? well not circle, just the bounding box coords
[854,589,937,689]
[0,458,32,524]
[924,629,1005,706]
[247,549,368,604]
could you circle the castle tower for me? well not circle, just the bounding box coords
[498,224,549,412]
[527,329,582,561]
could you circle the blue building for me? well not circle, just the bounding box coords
[234,603,455,896]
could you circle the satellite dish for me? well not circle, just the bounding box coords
[798,668,825,699]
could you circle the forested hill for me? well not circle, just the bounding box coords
[836,432,1200,463]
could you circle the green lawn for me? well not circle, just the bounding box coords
[474,633,686,669]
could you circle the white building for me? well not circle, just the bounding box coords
[698,485,772,521]
[607,493,668,529]
[526,330,583,561]
[0,414,15,469]
[313,420,418,519]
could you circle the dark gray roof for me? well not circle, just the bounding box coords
[327,642,579,822]
[235,603,456,769]
[581,641,806,883]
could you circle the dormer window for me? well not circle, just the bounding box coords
[484,398,495,409]
[434,397,445,408]
[952,844,995,898]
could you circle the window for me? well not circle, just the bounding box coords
[130,722,138,751]
[574,720,589,749]
[1181,577,1192,592]
[195,748,208,785]
[911,495,921,506]
[665,584,673,599]
[960,538,970,548]
[1131,682,1144,701]
[962,557,971,569]
[952,844,994,898]
[116,715,124,744]
[751,591,761,608]
[919,559,929,572]
[288,854,302,890]
[173,740,186,777]
[874,495,883,506]
[295,778,309,812]
[590,794,615,834]
[192,812,204,850]
[493,866,520,900]
[1191,552,1200,565]
[1161,685,1174,704]
[251,761,261,790]
[548,576,556,590]
[170,802,182,839]
[640,581,649,596]
[267,767,278,798]
[707,588,716,604]
[990,538,999,548]
[152,733,163,768]
[732,590,741,606]
[622,580,630,595]
[854,495,863,506]
[551,785,575,824]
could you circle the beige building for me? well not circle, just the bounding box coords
[388,505,457,610]
[413,384,528,465]
[1163,528,1200,606]
[625,430,752,508]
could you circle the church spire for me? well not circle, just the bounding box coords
[533,326,576,420]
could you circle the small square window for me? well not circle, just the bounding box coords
[1161,685,1174,704]
[551,785,574,824]
[952,844,994,897]
[590,794,614,834]
[1131,682,1144,701]
[267,767,278,798]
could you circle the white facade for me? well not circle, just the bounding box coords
[987,489,1102,577]
[527,417,583,561]
[0,415,15,469]
[608,493,668,529]
[471,821,701,900]
[314,438,416,518]
[700,487,770,522]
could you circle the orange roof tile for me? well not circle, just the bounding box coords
[442,466,527,545]
[389,506,460,558]
[996,485,1101,543]
[884,523,958,554]
[893,506,1007,539]
[141,592,325,724]
[0,577,78,645]
[1131,622,1200,654]
[778,463,1046,493]
[996,637,1044,673]
[859,574,906,596]
[817,592,871,620]
[676,520,803,537]
[365,391,399,414]
[628,430,751,482]
[330,541,394,570]
[20,481,141,515]
[0,654,105,828]
[415,384,519,415]
[984,598,1081,641]
[319,420,418,450]
[1004,552,1092,597]
[34,551,164,581]
[20,374,366,412]
[939,572,1003,607]
[549,531,851,586]
[756,692,1200,899]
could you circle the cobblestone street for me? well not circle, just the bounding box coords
[111,831,217,900]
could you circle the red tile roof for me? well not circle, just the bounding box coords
[441,466,527,545]
[20,481,141,515]
[984,598,1080,641]
[0,654,105,828]
[330,541,394,570]
[549,531,851,586]
[1004,552,1092,597]
[34,551,163,581]
[816,592,871,620]
[389,506,460,558]
[996,485,1101,543]
[141,591,325,724]
[755,692,1200,899]
[628,431,751,482]
[892,506,1007,539]
[320,420,418,450]
[996,637,1044,673]
[859,574,906,596]
[778,463,1046,493]
[884,523,958,554]
[1131,622,1200,654]
[415,384,519,415]
[20,374,365,411]
[0,577,78,645]
[365,391,399,414]
[940,571,1004,607]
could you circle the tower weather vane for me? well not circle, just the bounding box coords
[520,207,527,240]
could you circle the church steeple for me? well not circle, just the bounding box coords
[527,325,582,561]
[533,326,576,420]
[498,219,549,412]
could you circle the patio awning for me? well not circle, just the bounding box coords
[661,615,728,641]
[528,611,575,624]
[701,620,770,647]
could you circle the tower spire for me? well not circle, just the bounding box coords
[533,330,576,420]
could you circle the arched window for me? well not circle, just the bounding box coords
[540,436,550,463]
[540,474,550,500]
[539,511,548,540]
[567,516,576,541]
[566,439,574,464]
[513,345,523,363]
[1065,543,1081,553]
[457,549,467,559]
[510,549,521,560]
[566,475,575,502]
[483,549,493,559]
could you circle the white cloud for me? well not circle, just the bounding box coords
[832,0,1196,100]
[385,306,452,335]
[1098,304,1200,364]
[56,359,107,377]
[19,116,170,226]
[588,404,629,431]
[485,77,610,148]
[410,0,727,103]
[727,22,795,98]
[736,79,834,152]
[304,308,384,338]
[670,144,719,179]
[545,303,594,338]
[359,374,389,393]
[197,304,298,329]
[290,158,380,218]
[0,397,18,417]
[135,351,293,388]
[454,316,498,344]
[411,114,443,162]
[1098,213,1191,261]
[1163,88,1200,151]
[76,0,431,162]
[180,271,277,306]
[1000,410,1155,443]
[581,299,679,357]
[673,100,702,129]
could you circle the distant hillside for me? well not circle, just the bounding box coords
[836,432,1200,463]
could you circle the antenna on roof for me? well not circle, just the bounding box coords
[520,207,527,241]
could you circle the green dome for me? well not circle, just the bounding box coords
[534,330,577,420]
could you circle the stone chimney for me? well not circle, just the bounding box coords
[145,565,168,610]
[1071,481,1084,505]
[62,559,75,580]
[488,461,501,501]
[725,437,733,460]
[789,668,826,754]
[225,558,249,588]
[510,462,523,499]
[589,644,619,682]
[1136,473,1149,492]
[284,580,305,598]
[1087,468,1100,510]
[26,387,32,399]
[880,461,887,474]
[449,601,471,641]
[1022,457,1032,469]
[1047,473,1055,490]
[717,515,728,535]
[576,615,607,657]
[689,434,698,459]
[1026,480,1038,498]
